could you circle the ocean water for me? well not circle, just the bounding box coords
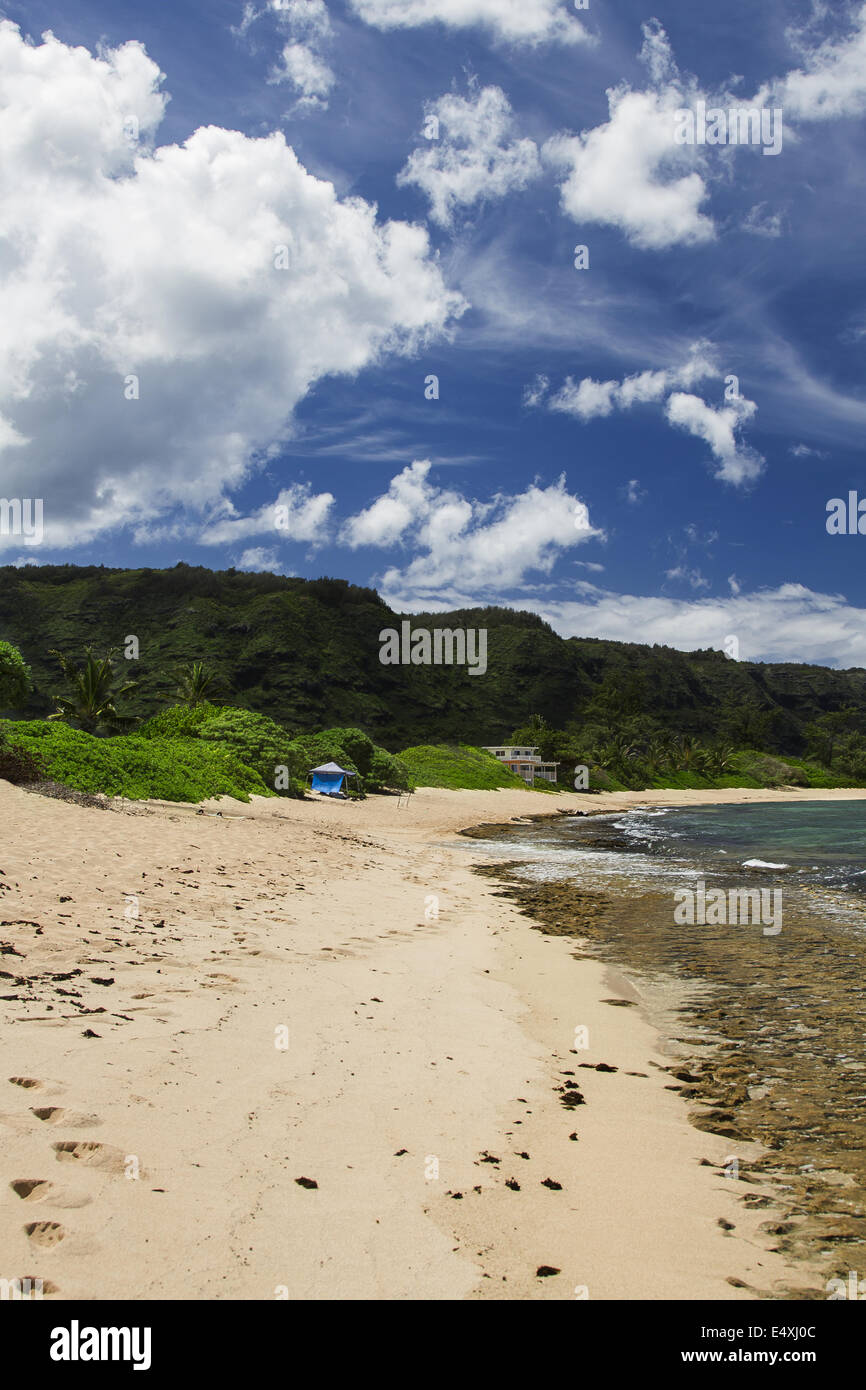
[460,798,866,1277]
[613,801,866,892]
[463,800,866,904]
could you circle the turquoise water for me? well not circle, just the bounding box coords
[459,800,866,904]
[610,801,866,891]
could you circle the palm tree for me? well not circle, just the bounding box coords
[175,661,221,708]
[671,734,699,771]
[48,648,138,735]
[705,744,737,778]
[645,737,672,775]
[590,732,637,774]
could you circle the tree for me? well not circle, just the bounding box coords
[48,648,138,735]
[805,709,860,767]
[175,661,222,708]
[704,744,737,778]
[719,696,773,748]
[510,713,551,744]
[0,640,31,711]
[645,736,673,775]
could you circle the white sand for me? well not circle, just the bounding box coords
[2,780,855,1300]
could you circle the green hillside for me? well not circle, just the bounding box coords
[1,564,866,781]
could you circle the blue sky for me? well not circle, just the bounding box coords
[1,0,866,664]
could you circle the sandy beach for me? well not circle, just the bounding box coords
[3,781,865,1301]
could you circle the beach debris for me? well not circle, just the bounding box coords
[394,1149,408,1157]
[556,1080,585,1109]
[89,977,115,986]
[82,1029,100,1038]
[505,1178,520,1191]
[536,1265,560,1277]
[447,1191,463,1199]
[568,1133,579,1141]
[295,1177,318,1190]
[541,1178,563,1190]
[579,1062,618,1072]
[602,998,637,1008]
[517,1151,530,1159]
[478,1151,500,1165]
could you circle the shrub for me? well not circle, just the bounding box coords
[0,727,47,784]
[365,747,411,793]
[196,708,307,794]
[141,704,306,796]
[0,640,31,711]
[0,720,270,803]
[139,703,219,739]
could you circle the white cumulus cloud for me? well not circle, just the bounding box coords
[665,392,764,486]
[349,0,589,46]
[0,23,464,553]
[764,4,866,120]
[544,22,714,251]
[342,462,601,605]
[398,86,541,227]
[237,546,284,571]
[269,42,335,105]
[530,583,866,668]
[198,484,334,547]
[535,344,763,487]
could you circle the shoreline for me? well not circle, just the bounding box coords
[0,781,845,1299]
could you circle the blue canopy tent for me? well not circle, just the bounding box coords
[309,761,357,798]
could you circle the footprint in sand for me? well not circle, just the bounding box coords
[51,1141,128,1174]
[8,1076,63,1095]
[31,1107,101,1129]
[10,1178,53,1202]
[24,1219,65,1248]
[5,1275,60,1298]
[9,1179,92,1208]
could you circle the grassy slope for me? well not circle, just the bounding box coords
[399,744,531,790]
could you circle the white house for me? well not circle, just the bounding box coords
[483,745,560,786]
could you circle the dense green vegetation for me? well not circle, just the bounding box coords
[48,646,138,733]
[0,700,411,804]
[1,563,865,796]
[0,638,31,712]
[139,704,308,796]
[506,712,866,791]
[0,718,271,802]
[3,563,865,756]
